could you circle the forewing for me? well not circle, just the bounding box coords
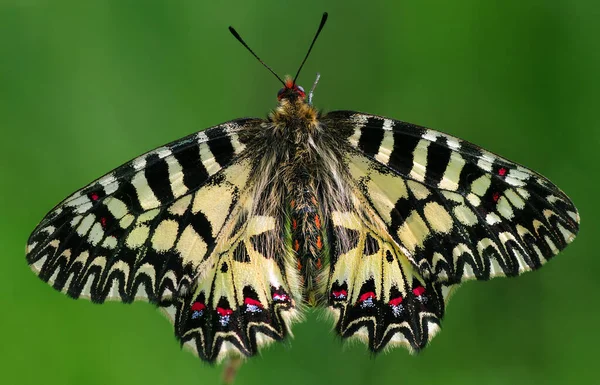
[26,118,258,304]
[325,111,579,284]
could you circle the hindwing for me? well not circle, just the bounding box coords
[326,111,579,285]
[164,176,301,362]
[324,206,449,352]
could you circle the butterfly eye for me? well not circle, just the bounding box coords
[277,88,286,98]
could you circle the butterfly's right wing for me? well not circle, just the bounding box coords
[319,110,579,353]
[26,118,301,362]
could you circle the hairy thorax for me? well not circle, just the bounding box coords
[270,98,319,136]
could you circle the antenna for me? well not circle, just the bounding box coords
[229,26,285,86]
[293,12,328,84]
[229,12,328,87]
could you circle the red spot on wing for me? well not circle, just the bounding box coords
[412,286,426,297]
[332,289,347,299]
[90,192,99,201]
[100,217,107,228]
[217,307,233,317]
[314,214,321,229]
[293,239,300,252]
[191,302,206,312]
[359,292,376,302]
[316,258,322,269]
[498,167,507,176]
[292,218,297,230]
[389,296,404,306]
[492,192,501,202]
[316,235,323,250]
[244,297,263,308]
[273,292,289,302]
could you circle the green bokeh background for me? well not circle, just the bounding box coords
[1,1,597,384]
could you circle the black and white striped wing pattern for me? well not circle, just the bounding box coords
[27,119,253,303]
[328,111,579,285]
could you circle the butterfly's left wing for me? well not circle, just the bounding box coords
[326,111,579,285]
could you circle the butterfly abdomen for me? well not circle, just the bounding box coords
[289,188,327,305]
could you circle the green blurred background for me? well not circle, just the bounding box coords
[1,1,597,384]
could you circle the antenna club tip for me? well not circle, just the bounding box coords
[228,26,240,38]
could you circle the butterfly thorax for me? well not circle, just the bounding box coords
[270,97,318,134]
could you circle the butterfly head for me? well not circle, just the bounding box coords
[277,77,306,101]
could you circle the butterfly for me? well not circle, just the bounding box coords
[26,11,579,371]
